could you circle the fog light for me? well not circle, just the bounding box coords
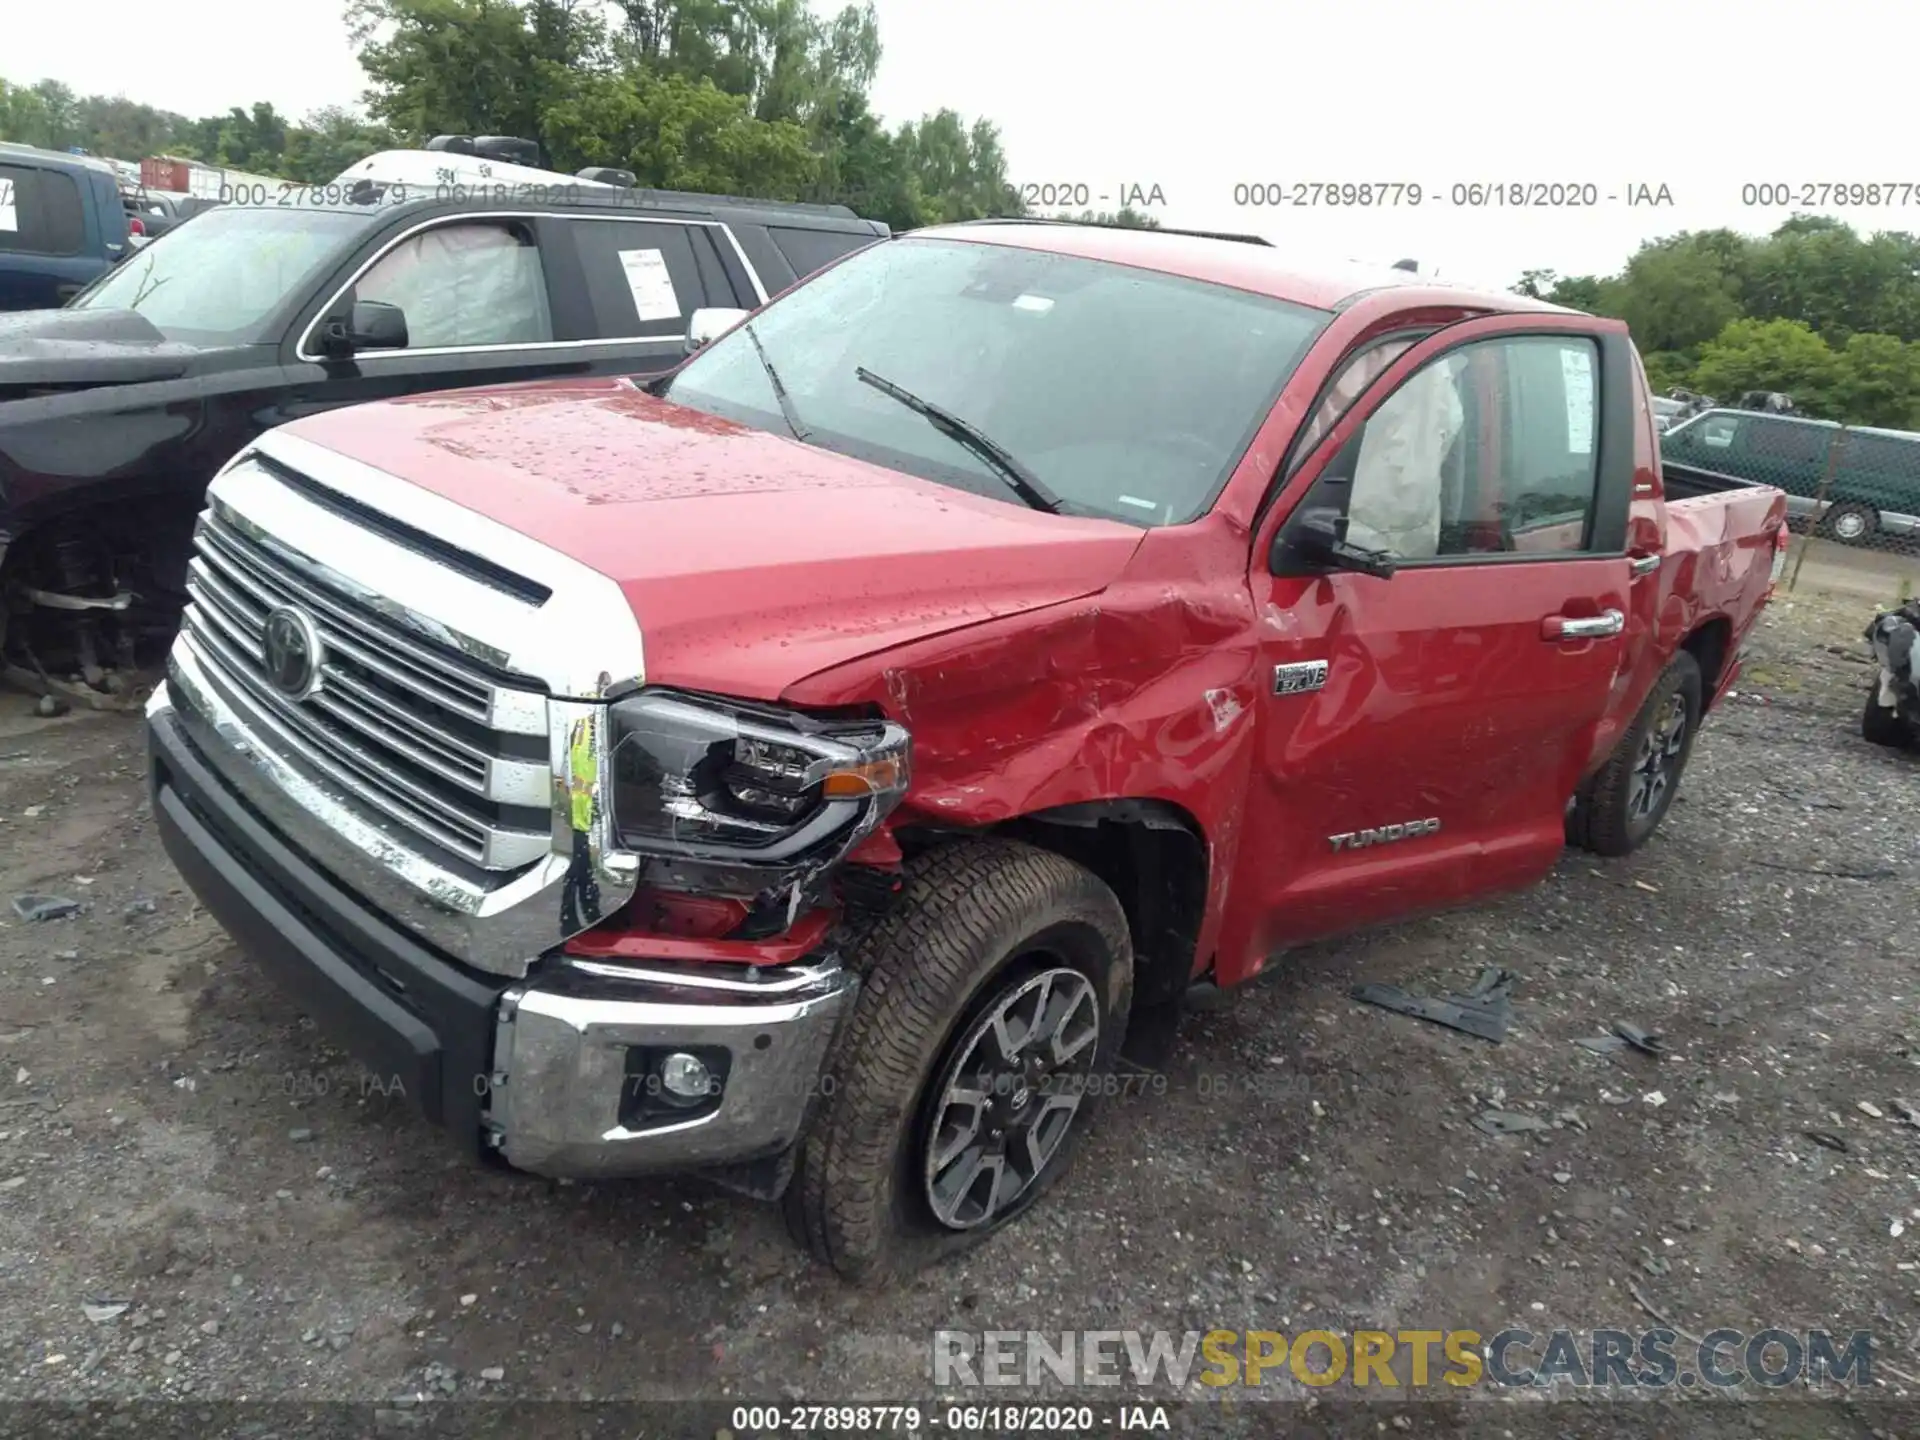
[659,1051,714,1101]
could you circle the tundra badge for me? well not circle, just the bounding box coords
[1328,818,1441,852]
[1273,660,1329,696]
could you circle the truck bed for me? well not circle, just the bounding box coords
[1661,460,1771,502]
[1656,461,1788,705]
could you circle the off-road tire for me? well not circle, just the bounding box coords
[1862,682,1912,749]
[784,838,1132,1283]
[1568,651,1704,857]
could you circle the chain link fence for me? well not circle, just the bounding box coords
[1659,404,1920,609]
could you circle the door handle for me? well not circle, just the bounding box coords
[1629,553,1661,576]
[1542,609,1624,641]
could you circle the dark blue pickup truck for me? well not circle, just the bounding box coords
[0,143,133,311]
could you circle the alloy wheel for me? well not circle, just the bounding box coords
[1627,692,1689,823]
[922,966,1100,1231]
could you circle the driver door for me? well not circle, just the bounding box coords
[1227,314,1635,968]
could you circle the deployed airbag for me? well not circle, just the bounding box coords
[355,225,552,349]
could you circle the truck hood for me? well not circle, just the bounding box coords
[0,308,211,398]
[277,378,1146,700]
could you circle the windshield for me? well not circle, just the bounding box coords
[664,236,1329,526]
[71,206,368,344]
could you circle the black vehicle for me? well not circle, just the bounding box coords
[0,178,888,707]
[121,189,213,243]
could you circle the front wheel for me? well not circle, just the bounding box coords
[784,839,1133,1282]
[1568,651,1704,856]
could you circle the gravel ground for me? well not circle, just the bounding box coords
[0,590,1917,1437]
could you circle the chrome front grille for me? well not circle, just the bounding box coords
[179,501,553,871]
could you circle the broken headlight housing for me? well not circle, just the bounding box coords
[607,690,910,904]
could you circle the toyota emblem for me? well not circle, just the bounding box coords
[261,605,324,700]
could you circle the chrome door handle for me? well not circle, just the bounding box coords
[1542,609,1624,640]
[1629,554,1661,576]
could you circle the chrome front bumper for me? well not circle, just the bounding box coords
[159,633,638,980]
[149,680,857,1180]
[491,958,858,1177]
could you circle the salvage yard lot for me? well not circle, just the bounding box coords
[0,590,1915,1428]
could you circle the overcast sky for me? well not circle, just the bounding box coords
[8,0,1914,287]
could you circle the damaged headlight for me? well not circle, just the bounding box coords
[607,690,910,903]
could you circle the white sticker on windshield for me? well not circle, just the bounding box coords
[1012,293,1054,313]
[617,248,681,322]
[1560,345,1594,455]
[0,178,17,232]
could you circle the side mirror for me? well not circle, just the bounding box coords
[320,299,409,357]
[1271,505,1399,581]
[686,307,750,355]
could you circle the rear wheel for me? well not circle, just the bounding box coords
[1863,681,1912,749]
[1820,502,1879,544]
[1568,651,1703,856]
[784,839,1132,1283]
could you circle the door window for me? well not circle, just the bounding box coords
[353,221,553,348]
[566,220,713,339]
[768,224,878,281]
[1338,334,1602,559]
[1694,414,1739,450]
[1744,417,1828,465]
[0,164,86,256]
[1290,335,1420,467]
[1845,433,1920,481]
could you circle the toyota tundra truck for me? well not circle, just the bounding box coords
[145,221,1788,1281]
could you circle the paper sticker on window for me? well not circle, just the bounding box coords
[1560,345,1594,455]
[617,247,680,322]
[0,179,17,233]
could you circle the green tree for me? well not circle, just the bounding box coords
[349,0,600,161]
[0,78,80,149]
[72,94,187,159]
[281,107,404,182]
[0,78,55,147]
[1692,318,1843,415]
[344,0,1018,230]
[1513,268,1555,300]
[1610,235,1746,354]
[1829,331,1920,429]
[887,109,1019,225]
[1741,218,1920,344]
[1639,351,1695,394]
[1513,214,1920,426]
[1514,269,1615,314]
[542,68,816,195]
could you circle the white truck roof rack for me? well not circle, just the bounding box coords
[333,138,632,200]
[331,144,873,226]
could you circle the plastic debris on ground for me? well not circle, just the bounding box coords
[1350,966,1518,1043]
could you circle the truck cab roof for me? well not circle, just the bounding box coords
[0,142,121,178]
[926,219,1579,316]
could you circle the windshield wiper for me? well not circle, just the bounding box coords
[854,366,1062,515]
[745,322,810,442]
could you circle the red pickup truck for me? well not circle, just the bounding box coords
[145,222,1787,1281]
